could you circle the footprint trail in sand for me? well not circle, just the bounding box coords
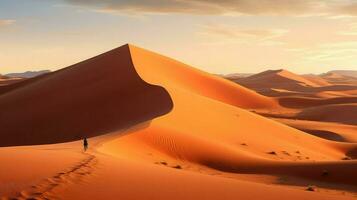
[4,153,97,200]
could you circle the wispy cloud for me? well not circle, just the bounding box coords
[0,19,15,27]
[302,41,357,61]
[198,24,287,45]
[62,0,357,17]
[338,22,357,36]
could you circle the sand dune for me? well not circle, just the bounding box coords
[320,72,357,85]
[1,44,357,200]
[0,74,7,79]
[296,104,357,125]
[100,45,357,187]
[274,119,357,143]
[129,45,278,110]
[0,75,23,87]
[231,70,357,99]
[0,45,173,146]
[5,70,50,78]
[327,70,357,78]
[302,74,331,87]
[233,69,324,96]
[278,96,357,108]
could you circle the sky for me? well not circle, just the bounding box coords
[1,0,357,75]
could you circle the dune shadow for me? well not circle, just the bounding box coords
[0,45,173,147]
[298,129,346,142]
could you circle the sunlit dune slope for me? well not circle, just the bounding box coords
[128,45,278,110]
[0,45,173,147]
[302,74,331,87]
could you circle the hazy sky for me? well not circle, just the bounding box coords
[1,0,357,74]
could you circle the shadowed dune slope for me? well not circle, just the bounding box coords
[0,74,48,95]
[296,104,357,125]
[278,96,357,108]
[0,45,173,147]
[274,119,357,143]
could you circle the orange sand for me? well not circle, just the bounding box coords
[1,44,357,200]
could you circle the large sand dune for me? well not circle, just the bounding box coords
[1,44,357,200]
[0,45,173,146]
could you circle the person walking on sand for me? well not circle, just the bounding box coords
[83,138,88,152]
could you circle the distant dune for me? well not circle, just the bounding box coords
[320,72,357,85]
[296,103,357,125]
[0,74,7,79]
[5,70,51,78]
[326,70,357,78]
[302,74,331,87]
[226,68,357,143]
[223,72,253,79]
[231,69,331,97]
[0,74,23,87]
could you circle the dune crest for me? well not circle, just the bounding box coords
[128,45,279,110]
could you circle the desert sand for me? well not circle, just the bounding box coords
[1,44,357,200]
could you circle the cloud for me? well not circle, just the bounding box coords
[62,0,328,16]
[334,1,357,16]
[200,24,287,39]
[0,19,15,26]
[338,23,357,35]
[199,24,287,45]
[63,0,357,17]
[302,41,357,61]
